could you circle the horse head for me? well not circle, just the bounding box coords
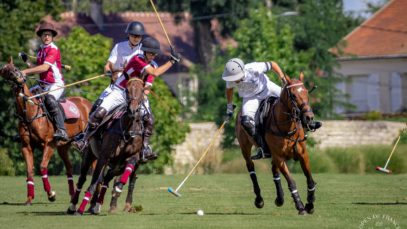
[0,57,26,86]
[126,77,144,119]
[282,72,315,127]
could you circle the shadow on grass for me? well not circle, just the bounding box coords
[352,202,407,205]
[17,211,110,216]
[0,201,50,206]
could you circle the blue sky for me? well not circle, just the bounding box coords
[343,0,387,16]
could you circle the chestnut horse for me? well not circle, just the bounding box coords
[0,58,91,205]
[236,73,317,215]
[67,77,144,215]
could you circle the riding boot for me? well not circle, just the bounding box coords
[72,107,107,152]
[241,115,271,160]
[140,112,157,163]
[44,95,69,141]
[250,134,271,160]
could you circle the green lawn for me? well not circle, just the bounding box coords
[0,174,406,229]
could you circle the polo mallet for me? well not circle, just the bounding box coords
[168,120,228,197]
[18,52,72,71]
[149,0,173,47]
[376,128,406,174]
[19,73,107,104]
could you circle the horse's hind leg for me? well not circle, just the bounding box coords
[241,144,264,209]
[276,158,306,215]
[90,168,116,215]
[40,145,56,202]
[57,145,75,197]
[271,163,284,207]
[298,151,316,214]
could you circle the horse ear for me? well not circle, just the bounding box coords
[8,56,13,65]
[299,72,304,82]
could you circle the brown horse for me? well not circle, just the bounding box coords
[0,58,92,205]
[67,77,145,215]
[236,73,317,215]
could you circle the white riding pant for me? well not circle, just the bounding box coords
[99,86,149,114]
[98,84,114,100]
[241,80,281,119]
[30,81,65,100]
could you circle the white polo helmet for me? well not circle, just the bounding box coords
[222,58,245,82]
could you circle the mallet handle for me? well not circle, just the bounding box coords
[149,0,173,47]
[383,135,402,169]
[175,120,227,192]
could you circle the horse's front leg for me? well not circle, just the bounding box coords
[90,167,116,215]
[40,145,56,202]
[123,167,138,212]
[276,157,306,215]
[21,144,35,205]
[298,149,316,214]
[76,157,108,215]
[271,162,284,207]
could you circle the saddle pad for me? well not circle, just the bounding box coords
[60,99,80,119]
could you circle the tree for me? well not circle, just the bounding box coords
[158,0,259,71]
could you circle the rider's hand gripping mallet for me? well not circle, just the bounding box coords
[376,128,405,174]
[168,120,228,197]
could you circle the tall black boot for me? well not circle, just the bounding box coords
[141,112,157,163]
[44,95,69,141]
[72,107,107,152]
[241,116,271,160]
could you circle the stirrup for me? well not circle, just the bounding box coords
[141,145,157,163]
[251,148,271,160]
[72,139,88,152]
[54,130,69,141]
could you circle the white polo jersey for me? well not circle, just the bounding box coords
[226,62,275,98]
[108,40,143,69]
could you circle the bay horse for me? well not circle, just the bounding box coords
[67,77,145,215]
[0,58,92,205]
[236,73,317,215]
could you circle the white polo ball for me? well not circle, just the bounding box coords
[196,209,204,216]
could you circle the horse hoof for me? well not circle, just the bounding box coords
[108,206,117,214]
[123,203,131,212]
[48,191,56,202]
[254,197,264,209]
[305,203,314,214]
[74,211,83,216]
[91,203,101,215]
[25,201,32,206]
[274,198,284,207]
[298,209,307,215]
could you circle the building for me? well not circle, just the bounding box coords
[334,0,407,114]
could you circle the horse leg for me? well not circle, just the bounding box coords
[298,151,316,214]
[88,183,101,213]
[22,145,35,205]
[40,145,56,202]
[276,158,306,215]
[241,145,264,209]
[57,145,75,197]
[271,163,284,207]
[108,176,120,214]
[67,150,96,214]
[123,167,138,212]
[76,157,108,215]
[91,168,116,215]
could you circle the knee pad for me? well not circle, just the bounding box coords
[90,98,103,114]
[44,94,59,112]
[241,115,256,136]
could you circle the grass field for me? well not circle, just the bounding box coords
[0,174,406,229]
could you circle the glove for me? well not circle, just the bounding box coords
[226,103,235,118]
[19,52,28,63]
[105,70,112,77]
[169,46,181,64]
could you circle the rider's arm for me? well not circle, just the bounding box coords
[269,61,285,80]
[226,88,234,104]
[144,61,174,77]
[21,64,50,75]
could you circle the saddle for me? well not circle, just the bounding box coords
[59,99,80,120]
[255,96,278,136]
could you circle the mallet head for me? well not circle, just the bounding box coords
[376,166,392,174]
[167,187,181,197]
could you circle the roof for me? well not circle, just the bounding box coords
[338,0,407,58]
[43,11,198,71]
